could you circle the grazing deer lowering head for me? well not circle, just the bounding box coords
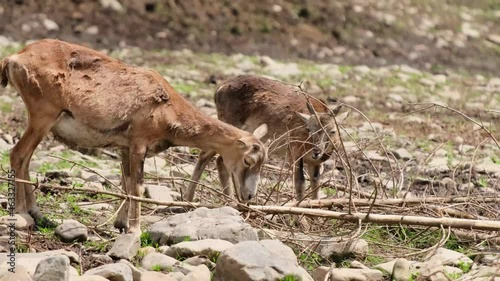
[186,74,349,202]
[0,39,268,233]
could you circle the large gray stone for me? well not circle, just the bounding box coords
[165,239,233,260]
[33,255,71,281]
[180,264,210,281]
[148,207,258,245]
[69,276,109,281]
[84,263,133,281]
[145,185,173,202]
[330,268,383,281]
[315,239,369,259]
[140,253,178,271]
[214,240,313,281]
[55,220,88,243]
[391,258,411,281]
[427,248,473,266]
[0,250,80,276]
[107,232,141,260]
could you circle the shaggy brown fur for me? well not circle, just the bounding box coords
[0,39,268,233]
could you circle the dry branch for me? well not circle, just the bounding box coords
[247,205,500,231]
[285,196,500,208]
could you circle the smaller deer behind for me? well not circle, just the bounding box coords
[186,74,349,202]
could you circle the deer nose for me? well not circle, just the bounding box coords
[312,148,321,159]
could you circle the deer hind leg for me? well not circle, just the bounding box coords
[307,163,322,200]
[185,150,216,202]
[293,158,306,201]
[114,148,131,233]
[11,112,59,226]
[215,156,232,197]
[127,144,147,233]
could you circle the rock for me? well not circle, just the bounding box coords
[392,148,413,160]
[183,256,215,268]
[364,151,386,161]
[480,254,499,265]
[3,134,14,144]
[158,246,170,254]
[181,264,210,281]
[0,138,12,152]
[424,157,450,174]
[0,214,34,229]
[141,253,178,271]
[0,264,32,281]
[138,246,156,256]
[427,248,473,267]
[330,268,383,281]
[0,250,80,276]
[90,254,113,266]
[461,22,480,38]
[85,25,99,35]
[312,266,331,281]
[78,203,114,211]
[108,232,141,260]
[69,276,109,281]
[443,266,463,275]
[33,255,70,281]
[84,263,133,281]
[315,239,369,259]
[399,65,422,75]
[139,271,178,281]
[148,207,258,245]
[42,18,59,31]
[474,160,500,177]
[417,260,444,279]
[145,185,173,202]
[391,258,411,281]
[419,78,435,87]
[99,0,124,12]
[353,65,371,75]
[55,220,88,243]
[264,62,301,78]
[214,240,313,281]
[165,239,233,260]
[431,75,447,84]
[118,259,144,281]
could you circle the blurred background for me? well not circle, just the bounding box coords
[0,0,498,75]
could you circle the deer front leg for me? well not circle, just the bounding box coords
[307,163,322,200]
[293,158,306,201]
[185,150,217,202]
[216,156,232,198]
[114,149,131,233]
[11,114,57,227]
[127,145,147,233]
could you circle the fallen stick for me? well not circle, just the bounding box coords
[284,196,500,208]
[1,177,499,231]
[247,205,500,231]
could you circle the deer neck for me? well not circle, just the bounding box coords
[168,108,244,153]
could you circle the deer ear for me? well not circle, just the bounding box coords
[306,102,316,114]
[335,110,350,123]
[296,112,311,123]
[252,123,268,139]
[329,104,343,116]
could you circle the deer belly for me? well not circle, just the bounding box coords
[51,116,126,148]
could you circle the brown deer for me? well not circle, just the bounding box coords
[0,39,268,233]
[186,74,349,202]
